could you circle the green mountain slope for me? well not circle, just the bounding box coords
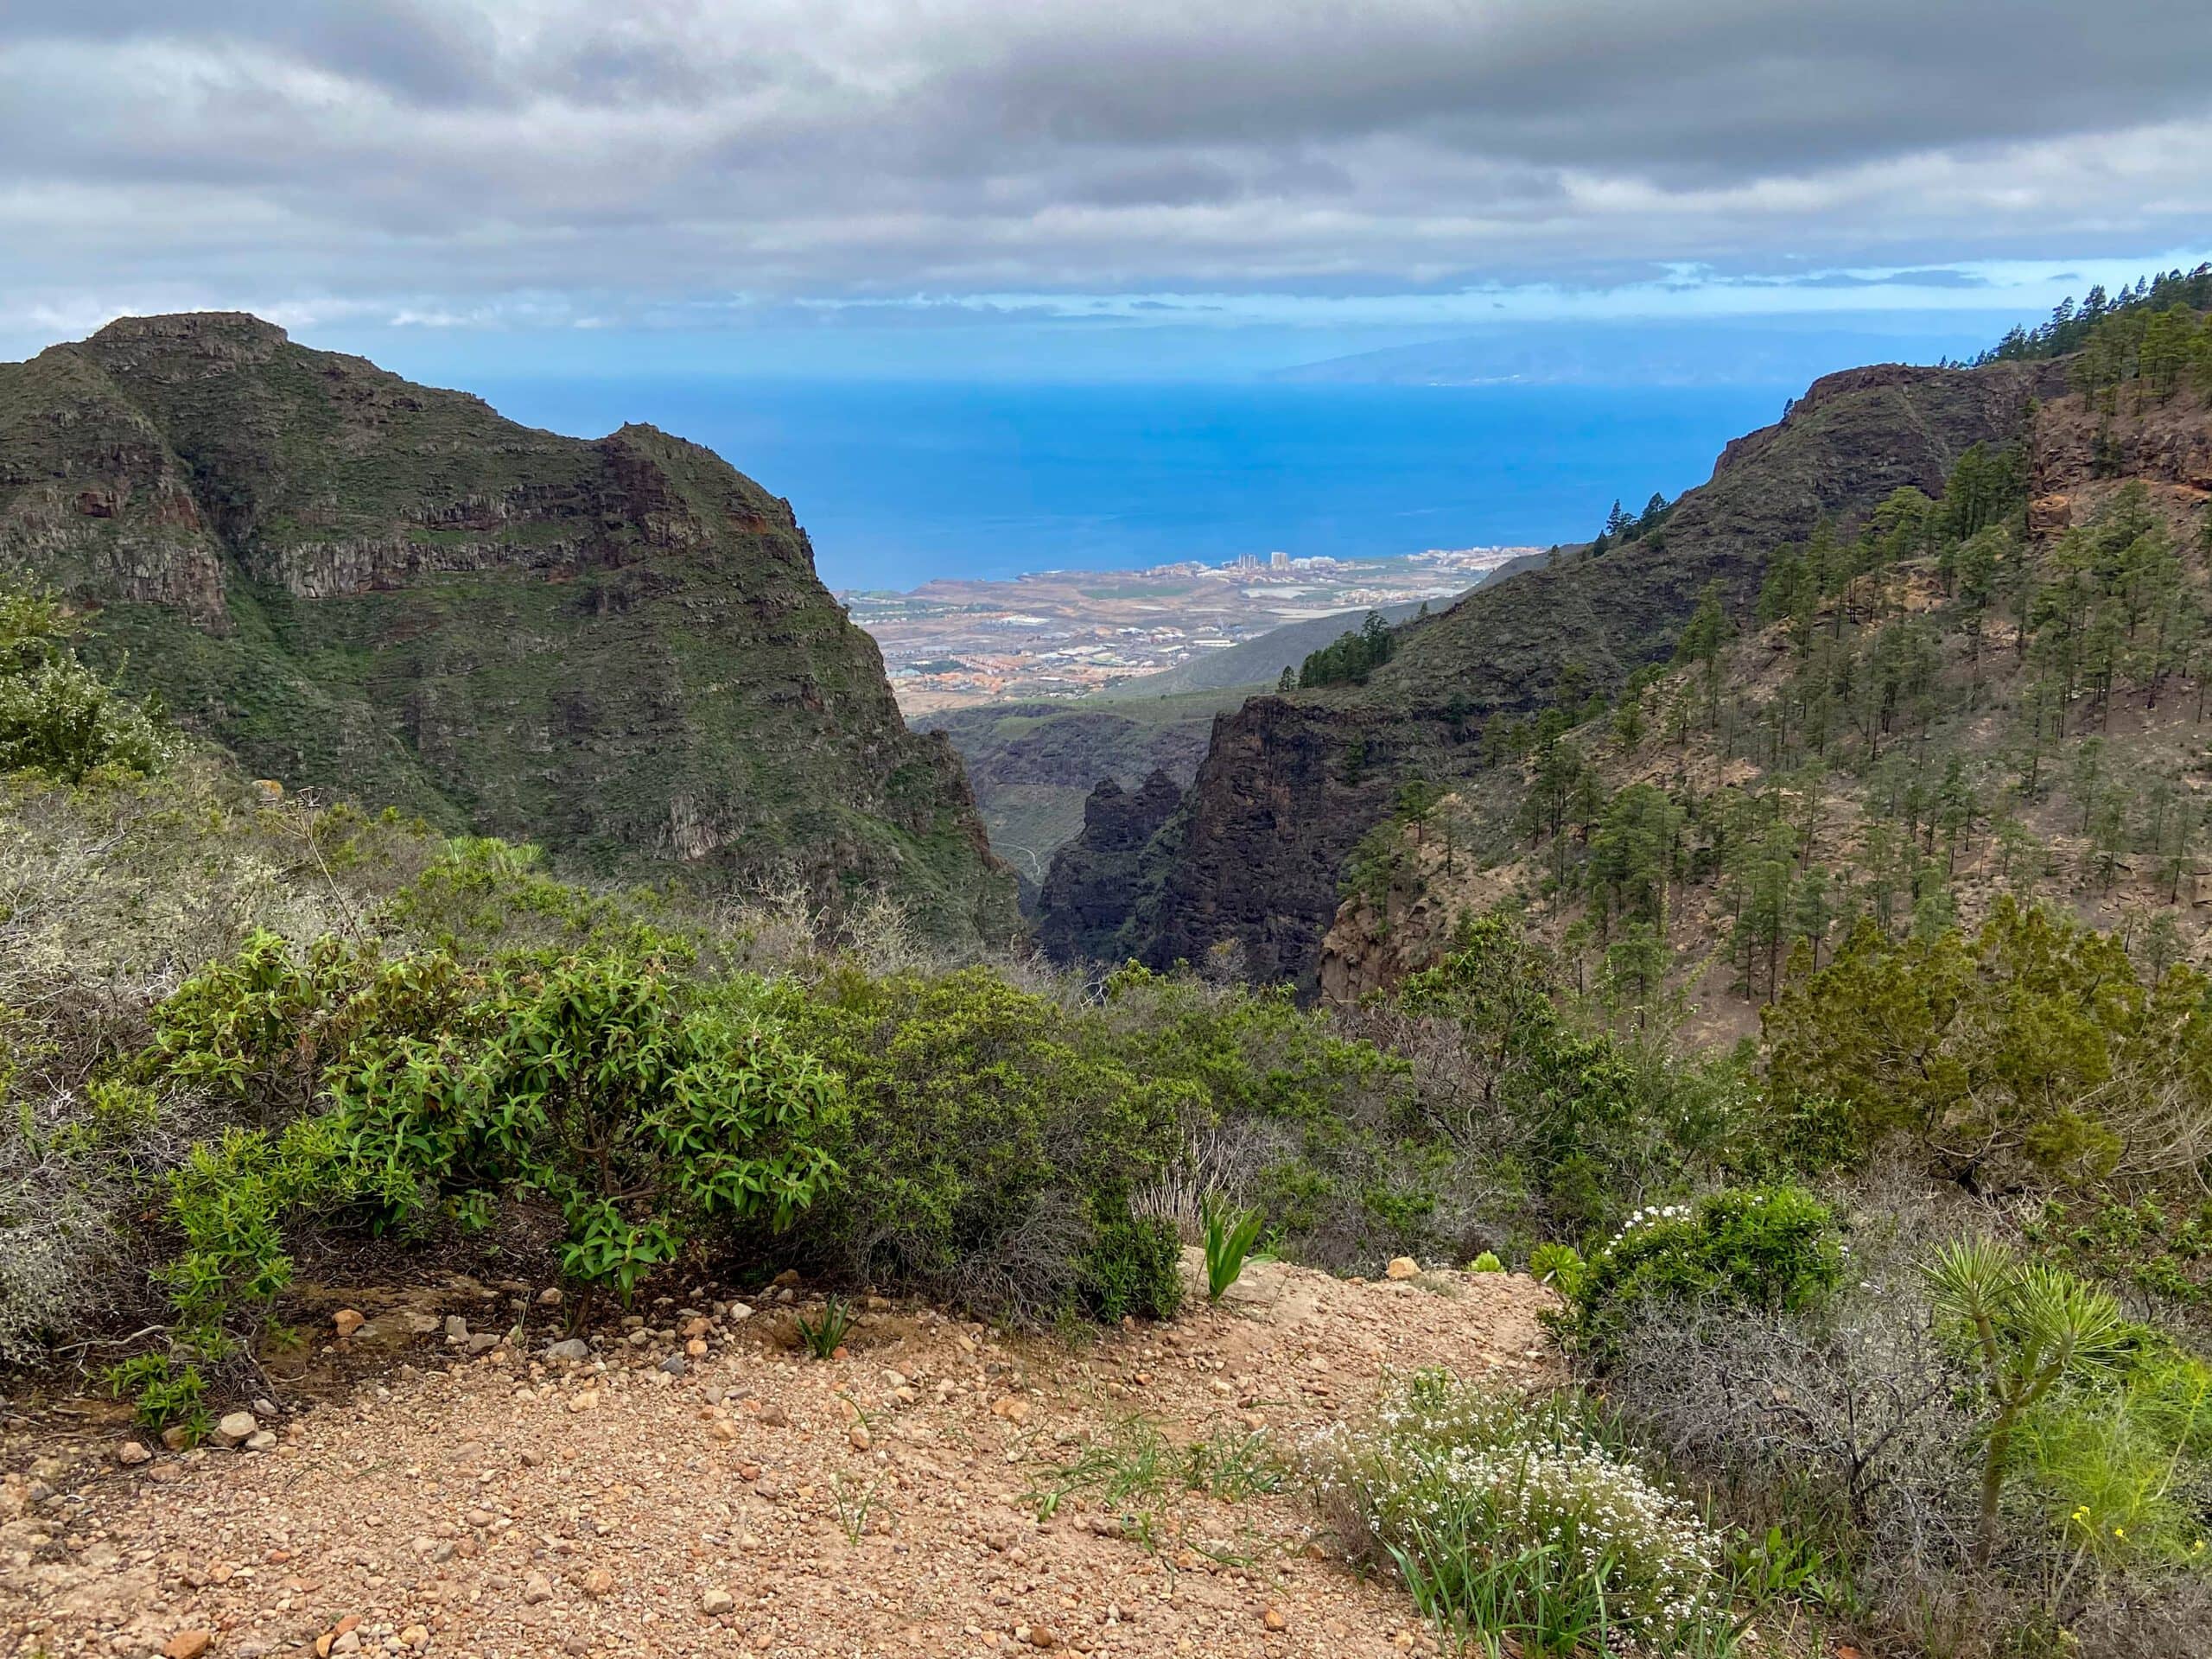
[0,313,1016,942]
[1036,356,2076,981]
[1319,353,2212,1027]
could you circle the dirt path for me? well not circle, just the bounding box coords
[3,1255,1557,1659]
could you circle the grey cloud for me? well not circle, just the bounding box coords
[0,0,2208,324]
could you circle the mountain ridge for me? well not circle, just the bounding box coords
[1036,355,2071,981]
[0,311,1017,941]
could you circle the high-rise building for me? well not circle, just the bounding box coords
[1269,550,1290,570]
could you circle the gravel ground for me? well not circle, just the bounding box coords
[2,1254,1558,1659]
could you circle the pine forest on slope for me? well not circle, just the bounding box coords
[1034,268,2212,997]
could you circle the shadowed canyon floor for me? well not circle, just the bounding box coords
[2,1257,1557,1659]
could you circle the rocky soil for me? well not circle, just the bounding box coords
[2,1255,1556,1659]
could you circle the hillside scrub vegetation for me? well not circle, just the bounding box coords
[4,634,2209,1657]
[16,287,2212,1655]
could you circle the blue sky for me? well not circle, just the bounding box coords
[3,3,2209,385]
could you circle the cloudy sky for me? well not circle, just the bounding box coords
[3,0,2209,378]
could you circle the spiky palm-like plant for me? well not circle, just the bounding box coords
[1924,1237,2127,1565]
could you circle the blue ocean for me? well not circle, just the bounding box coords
[465,378,1792,592]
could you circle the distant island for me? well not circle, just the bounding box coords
[845,545,1537,713]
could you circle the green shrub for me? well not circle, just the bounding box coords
[1098,963,1433,1271]
[1567,1185,1842,1364]
[760,965,1183,1324]
[2018,1345,2212,1571]
[156,1117,352,1357]
[1391,918,1752,1239]
[1527,1242,1584,1292]
[103,1353,210,1440]
[148,931,484,1122]
[1765,900,2212,1187]
[330,954,841,1320]
[0,588,169,782]
[1305,1371,1734,1655]
[1469,1250,1504,1274]
[1084,1210,1183,1323]
[380,836,696,962]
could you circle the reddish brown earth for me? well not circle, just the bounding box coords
[2,1255,1558,1659]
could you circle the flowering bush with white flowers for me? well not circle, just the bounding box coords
[1306,1371,1737,1655]
[1566,1184,1843,1367]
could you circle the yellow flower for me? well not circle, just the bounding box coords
[2113,1526,2126,1540]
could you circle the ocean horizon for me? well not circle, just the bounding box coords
[466,376,1796,591]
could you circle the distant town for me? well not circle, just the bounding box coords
[845,547,1538,714]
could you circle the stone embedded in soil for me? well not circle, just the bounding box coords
[702,1586,736,1615]
[164,1633,213,1659]
[213,1409,258,1446]
[118,1440,151,1465]
[545,1338,590,1362]
[1384,1256,1420,1281]
[333,1308,365,1338]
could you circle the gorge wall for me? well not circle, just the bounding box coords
[0,312,1017,942]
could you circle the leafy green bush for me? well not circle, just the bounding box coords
[2018,1344,2212,1572]
[1305,1371,1735,1656]
[379,836,697,963]
[103,1353,210,1440]
[760,964,1183,1324]
[1389,918,1752,1240]
[330,954,841,1319]
[1083,1210,1183,1322]
[158,1120,346,1356]
[149,931,483,1122]
[1567,1185,1842,1364]
[1527,1242,1584,1292]
[0,588,169,782]
[1469,1250,1504,1274]
[1766,900,2212,1188]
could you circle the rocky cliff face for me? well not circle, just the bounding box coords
[1036,356,2066,985]
[916,691,1236,906]
[1033,769,1185,964]
[0,313,1016,942]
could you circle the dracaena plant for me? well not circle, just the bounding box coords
[1923,1236,2127,1565]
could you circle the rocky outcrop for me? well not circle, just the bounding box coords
[2031,385,2212,536]
[1033,769,1183,964]
[0,313,1017,943]
[1039,357,2067,986]
[918,692,1238,906]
